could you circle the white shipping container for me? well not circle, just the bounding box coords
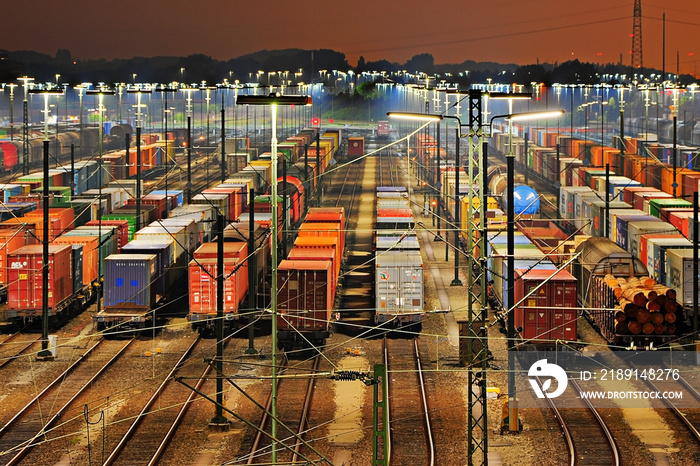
[666,249,699,307]
[375,250,423,323]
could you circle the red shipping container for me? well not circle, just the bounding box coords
[347,137,365,157]
[287,246,337,300]
[681,172,700,198]
[514,268,577,343]
[7,244,73,313]
[51,235,99,286]
[188,257,243,315]
[276,259,333,333]
[668,211,693,238]
[127,194,167,220]
[193,242,249,301]
[0,228,36,285]
[85,220,130,251]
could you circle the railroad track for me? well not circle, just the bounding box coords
[0,332,38,370]
[99,335,206,465]
[0,337,132,466]
[536,377,620,466]
[384,337,435,466]
[242,355,326,465]
[335,148,374,331]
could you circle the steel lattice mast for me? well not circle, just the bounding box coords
[465,89,489,465]
[632,0,643,69]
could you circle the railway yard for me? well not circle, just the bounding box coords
[2,84,700,466]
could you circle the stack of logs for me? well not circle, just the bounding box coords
[606,275,679,335]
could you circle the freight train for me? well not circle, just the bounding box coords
[488,125,698,349]
[374,186,424,330]
[276,206,345,349]
[185,128,341,339]
[0,124,134,173]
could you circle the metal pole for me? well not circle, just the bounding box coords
[451,128,462,286]
[435,121,441,237]
[211,214,228,426]
[97,95,104,316]
[556,143,561,212]
[221,95,227,183]
[270,104,279,463]
[672,112,678,198]
[316,133,321,207]
[506,120,518,432]
[246,188,258,355]
[282,157,288,258]
[605,164,610,239]
[694,191,698,337]
[164,96,169,218]
[136,125,142,231]
[70,143,75,196]
[38,139,51,359]
[187,115,192,203]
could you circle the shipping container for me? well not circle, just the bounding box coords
[102,254,157,309]
[514,268,577,343]
[51,235,99,286]
[84,219,130,251]
[626,220,677,260]
[188,257,244,320]
[0,227,36,286]
[7,244,73,314]
[121,240,174,297]
[665,249,699,307]
[646,237,693,283]
[276,259,334,343]
[375,250,423,323]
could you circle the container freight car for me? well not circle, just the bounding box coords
[95,254,158,333]
[187,242,249,335]
[513,268,578,346]
[4,244,93,327]
[371,187,424,330]
[276,259,335,349]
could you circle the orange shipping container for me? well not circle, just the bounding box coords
[24,208,75,237]
[51,235,99,286]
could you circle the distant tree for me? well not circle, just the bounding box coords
[356,56,366,72]
[355,81,377,99]
[550,60,598,84]
[55,49,72,65]
[513,64,550,86]
[404,53,434,73]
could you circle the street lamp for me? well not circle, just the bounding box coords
[180,86,199,203]
[128,87,152,231]
[5,83,17,141]
[386,111,465,285]
[237,92,312,464]
[28,87,63,360]
[18,76,34,175]
[490,109,565,433]
[87,87,116,315]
